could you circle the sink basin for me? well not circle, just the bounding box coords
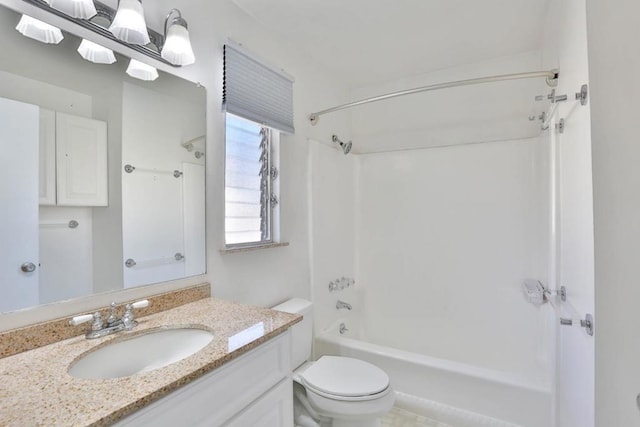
[68,327,214,379]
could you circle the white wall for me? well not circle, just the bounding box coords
[308,140,357,337]
[92,83,124,294]
[0,71,92,117]
[542,1,595,426]
[586,0,640,425]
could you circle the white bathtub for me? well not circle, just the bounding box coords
[314,320,552,427]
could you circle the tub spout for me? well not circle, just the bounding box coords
[336,300,352,310]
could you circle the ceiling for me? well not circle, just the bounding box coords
[231,0,551,88]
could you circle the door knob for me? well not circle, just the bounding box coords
[21,262,36,273]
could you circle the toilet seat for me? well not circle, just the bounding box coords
[299,356,391,401]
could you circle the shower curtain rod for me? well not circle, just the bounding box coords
[309,69,559,125]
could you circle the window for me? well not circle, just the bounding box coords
[222,41,292,248]
[224,113,279,247]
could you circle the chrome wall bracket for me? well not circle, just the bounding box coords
[576,84,588,106]
[560,313,594,336]
[542,285,566,302]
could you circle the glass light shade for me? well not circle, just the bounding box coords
[16,15,64,44]
[108,0,150,45]
[45,0,97,19]
[126,59,158,81]
[77,39,116,64]
[161,23,195,66]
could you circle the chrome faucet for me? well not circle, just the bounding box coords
[336,300,352,310]
[69,300,149,339]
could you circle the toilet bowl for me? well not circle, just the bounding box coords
[295,356,395,427]
[272,298,395,427]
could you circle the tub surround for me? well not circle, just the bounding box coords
[0,283,211,358]
[0,296,301,426]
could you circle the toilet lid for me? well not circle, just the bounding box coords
[300,356,390,398]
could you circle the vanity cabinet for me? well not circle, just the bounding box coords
[39,109,108,206]
[115,331,294,427]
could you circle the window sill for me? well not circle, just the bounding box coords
[220,242,290,255]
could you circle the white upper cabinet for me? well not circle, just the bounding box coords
[46,112,108,206]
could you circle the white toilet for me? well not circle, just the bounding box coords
[273,298,395,427]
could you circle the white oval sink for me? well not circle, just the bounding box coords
[68,327,214,379]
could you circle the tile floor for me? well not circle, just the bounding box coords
[381,406,452,427]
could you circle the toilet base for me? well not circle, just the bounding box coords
[293,381,391,427]
[332,419,381,427]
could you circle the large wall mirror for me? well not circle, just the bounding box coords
[0,5,206,314]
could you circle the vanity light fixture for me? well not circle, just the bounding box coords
[126,58,158,81]
[15,14,63,44]
[77,39,116,64]
[22,0,197,68]
[161,9,195,66]
[45,0,96,20]
[109,0,150,45]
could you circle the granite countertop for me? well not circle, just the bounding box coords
[0,298,301,426]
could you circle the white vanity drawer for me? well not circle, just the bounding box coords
[116,331,292,427]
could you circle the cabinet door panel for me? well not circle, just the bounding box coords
[0,97,39,312]
[56,112,107,206]
[223,379,293,427]
[115,332,291,427]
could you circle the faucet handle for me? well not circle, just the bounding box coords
[69,312,103,331]
[131,299,149,309]
[122,300,149,330]
[69,313,94,326]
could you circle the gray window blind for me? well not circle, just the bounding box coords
[223,43,295,134]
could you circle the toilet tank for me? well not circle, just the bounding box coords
[272,298,313,369]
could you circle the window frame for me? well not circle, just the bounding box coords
[224,113,279,250]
